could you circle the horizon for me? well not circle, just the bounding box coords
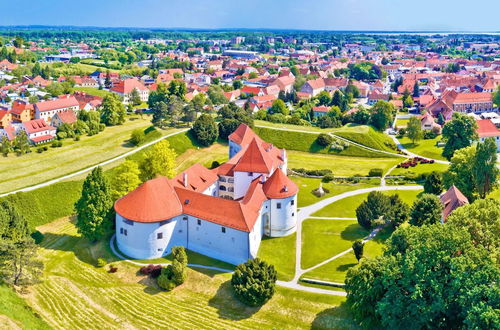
[1,0,499,32]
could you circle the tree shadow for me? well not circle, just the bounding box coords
[340,224,370,241]
[311,302,360,330]
[207,280,262,321]
[337,263,358,272]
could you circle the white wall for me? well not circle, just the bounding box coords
[228,140,241,159]
[268,194,297,237]
[187,216,250,265]
[234,171,267,200]
[115,213,187,259]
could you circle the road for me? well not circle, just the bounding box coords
[0,128,190,198]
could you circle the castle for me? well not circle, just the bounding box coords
[114,124,298,265]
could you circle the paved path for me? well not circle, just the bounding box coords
[0,128,190,198]
[255,125,405,158]
[388,135,450,165]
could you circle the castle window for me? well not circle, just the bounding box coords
[124,229,127,236]
[157,233,163,239]
[221,227,226,233]
[120,228,123,234]
[277,203,282,209]
[292,212,295,216]
[291,200,295,206]
[197,219,201,225]
[183,216,188,221]
[123,219,134,226]
[248,172,253,176]
[219,185,226,191]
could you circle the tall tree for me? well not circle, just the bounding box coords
[0,135,11,156]
[352,240,364,262]
[110,160,141,200]
[472,138,499,199]
[100,94,126,126]
[423,171,443,195]
[191,114,218,147]
[412,81,420,97]
[14,130,30,155]
[139,140,177,181]
[442,113,478,160]
[410,194,443,226]
[74,167,114,242]
[406,116,423,144]
[370,101,394,131]
[129,88,142,106]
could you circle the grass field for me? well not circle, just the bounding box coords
[19,218,356,329]
[0,116,177,194]
[395,117,410,128]
[399,136,447,161]
[301,219,370,269]
[74,86,114,98]
[301,227,392,283]
[0,285,50,329]
[257,233,296,281]
[291,176,379,207]
[254,126,396,158]
[333,124,397,153]
[288,151,401,177]
[312,189,423,218]
[390,161,449,177]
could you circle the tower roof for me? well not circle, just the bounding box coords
[440,185,469,220]
[114,177,183,223]
[233,138,274,174]
[262,169,298,199]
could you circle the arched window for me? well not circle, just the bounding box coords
[219,185,226,191]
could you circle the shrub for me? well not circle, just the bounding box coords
[157,274,176,291]
[316,133,333,147]
[36,147,44,153]
[210,161,220,169]
[423,130,438,139]
[231,258,277,307]
[352,240,364,262]
[130,129,146,146]
[108,264,117,273]
[96,258,107,268]
[322,173,335,183]
[57,132,67,139]
[368,168,384,177]
[43,146,48,151]
[74,135,80,141]
[139,264,163,277]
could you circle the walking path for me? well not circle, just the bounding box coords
[0,128,189,198]
[388,134,450,165]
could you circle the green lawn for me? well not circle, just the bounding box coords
[301,227,393,283]
[0,284,50,329]
[258,233,296,281]
[301,219,370,269]
[291,176,379,207]
[74,86,114,98]
[390,161,449,178]
[0,116,177,194]
[333,124,397,153]
[288,151,401,177]
[399,136,447,161]
[312,189,423,218]
[254,126,396,158]
[395,118,410,128]
[23,217,355,329]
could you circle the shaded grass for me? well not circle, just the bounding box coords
[333,124,397,153]
[399,136,447,161]
[258,233,296,281]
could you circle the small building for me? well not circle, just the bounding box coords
[476,119,500,151]
[51,110,77,127]
[440,185,469,221]
[312,106,330,117]
[110,78,149,105]
[35,96,80,124]
[21,118,56,144]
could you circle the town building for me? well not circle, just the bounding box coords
[114,124,298,265]
[110,78,149,105]
[476,119,500,151]
[35,96,80,124]
[440,185,469,221]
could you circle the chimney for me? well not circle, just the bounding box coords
[260,175,266,183]
[284,185,288,192]
[281,149,286,161]
[183,172,188,187]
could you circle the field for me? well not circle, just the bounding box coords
[301,219,369,269]
[287,151,401,177]
[398,136,447,161]
[18,218,356,329]
[254,126,395,158]
[291,176,379,207]
[395,117,410,128]
[74,87,114,98]
[257,233,296,281]
[0,285,50,329]
[390,161,449,177]
[333,124,397,153]
[312,189,423,218]
[0,116,177,194]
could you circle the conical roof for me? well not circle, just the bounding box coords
[262,169,298,199]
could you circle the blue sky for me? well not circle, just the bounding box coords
[2,0,499,31]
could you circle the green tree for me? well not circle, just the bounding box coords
[410,194,443,226]
[386,194,410,228]
[156,246,188,290]
[231,258,277,307]
[110,160,141,200]
[151,101,169,128]
[139,140,177,181]
[423,171,443,195]
[100,94,126,126]
[402,95,413,109]
[269,99,289,115]
[28,95,38,104]
[167,80,187,98]
[14,130,30,155]
[232,80,243,90]
[0,135,12,156]
[0,238,43,287]
[370,101,394,131]
[352,240,364,262]
[316,91,331,106]
[129,88,142,106]
[130,128,146,146]
[412,81,420,97]
[191,114,218,147]
[74,167,114,241]
[443,146,476,201]
[493,86,500,107]
[472,138,498,199]
[355,191,390,229]
[442,113,478,160]
[405,116,423,144]
[207,85,228,105]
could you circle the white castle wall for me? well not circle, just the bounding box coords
[268,194,297,237]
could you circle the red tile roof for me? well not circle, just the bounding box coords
[312,106,329,113]
[170,163,218,192]
[35,96,79,112]
[476,119,500,138]
[262,169,298,199]
[22,119,55,134]
[111,78,148,94]
[233,138,274,173]
[114,177,183,223]
[54,110,77,124]
[440,185,469,220]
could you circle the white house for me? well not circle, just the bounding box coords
[115,124,297,265]
[35,96,80,123]
[476,119,500,151]
[21,118,56,144]
[110,78,149,105]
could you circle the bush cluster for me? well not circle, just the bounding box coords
[140,264,163,278]
[316,133,333,147]
[231,258,277,307]
[51,141,63,148]
[156,246,188,291]
[292,168,332,177]
[368,168,383,177]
